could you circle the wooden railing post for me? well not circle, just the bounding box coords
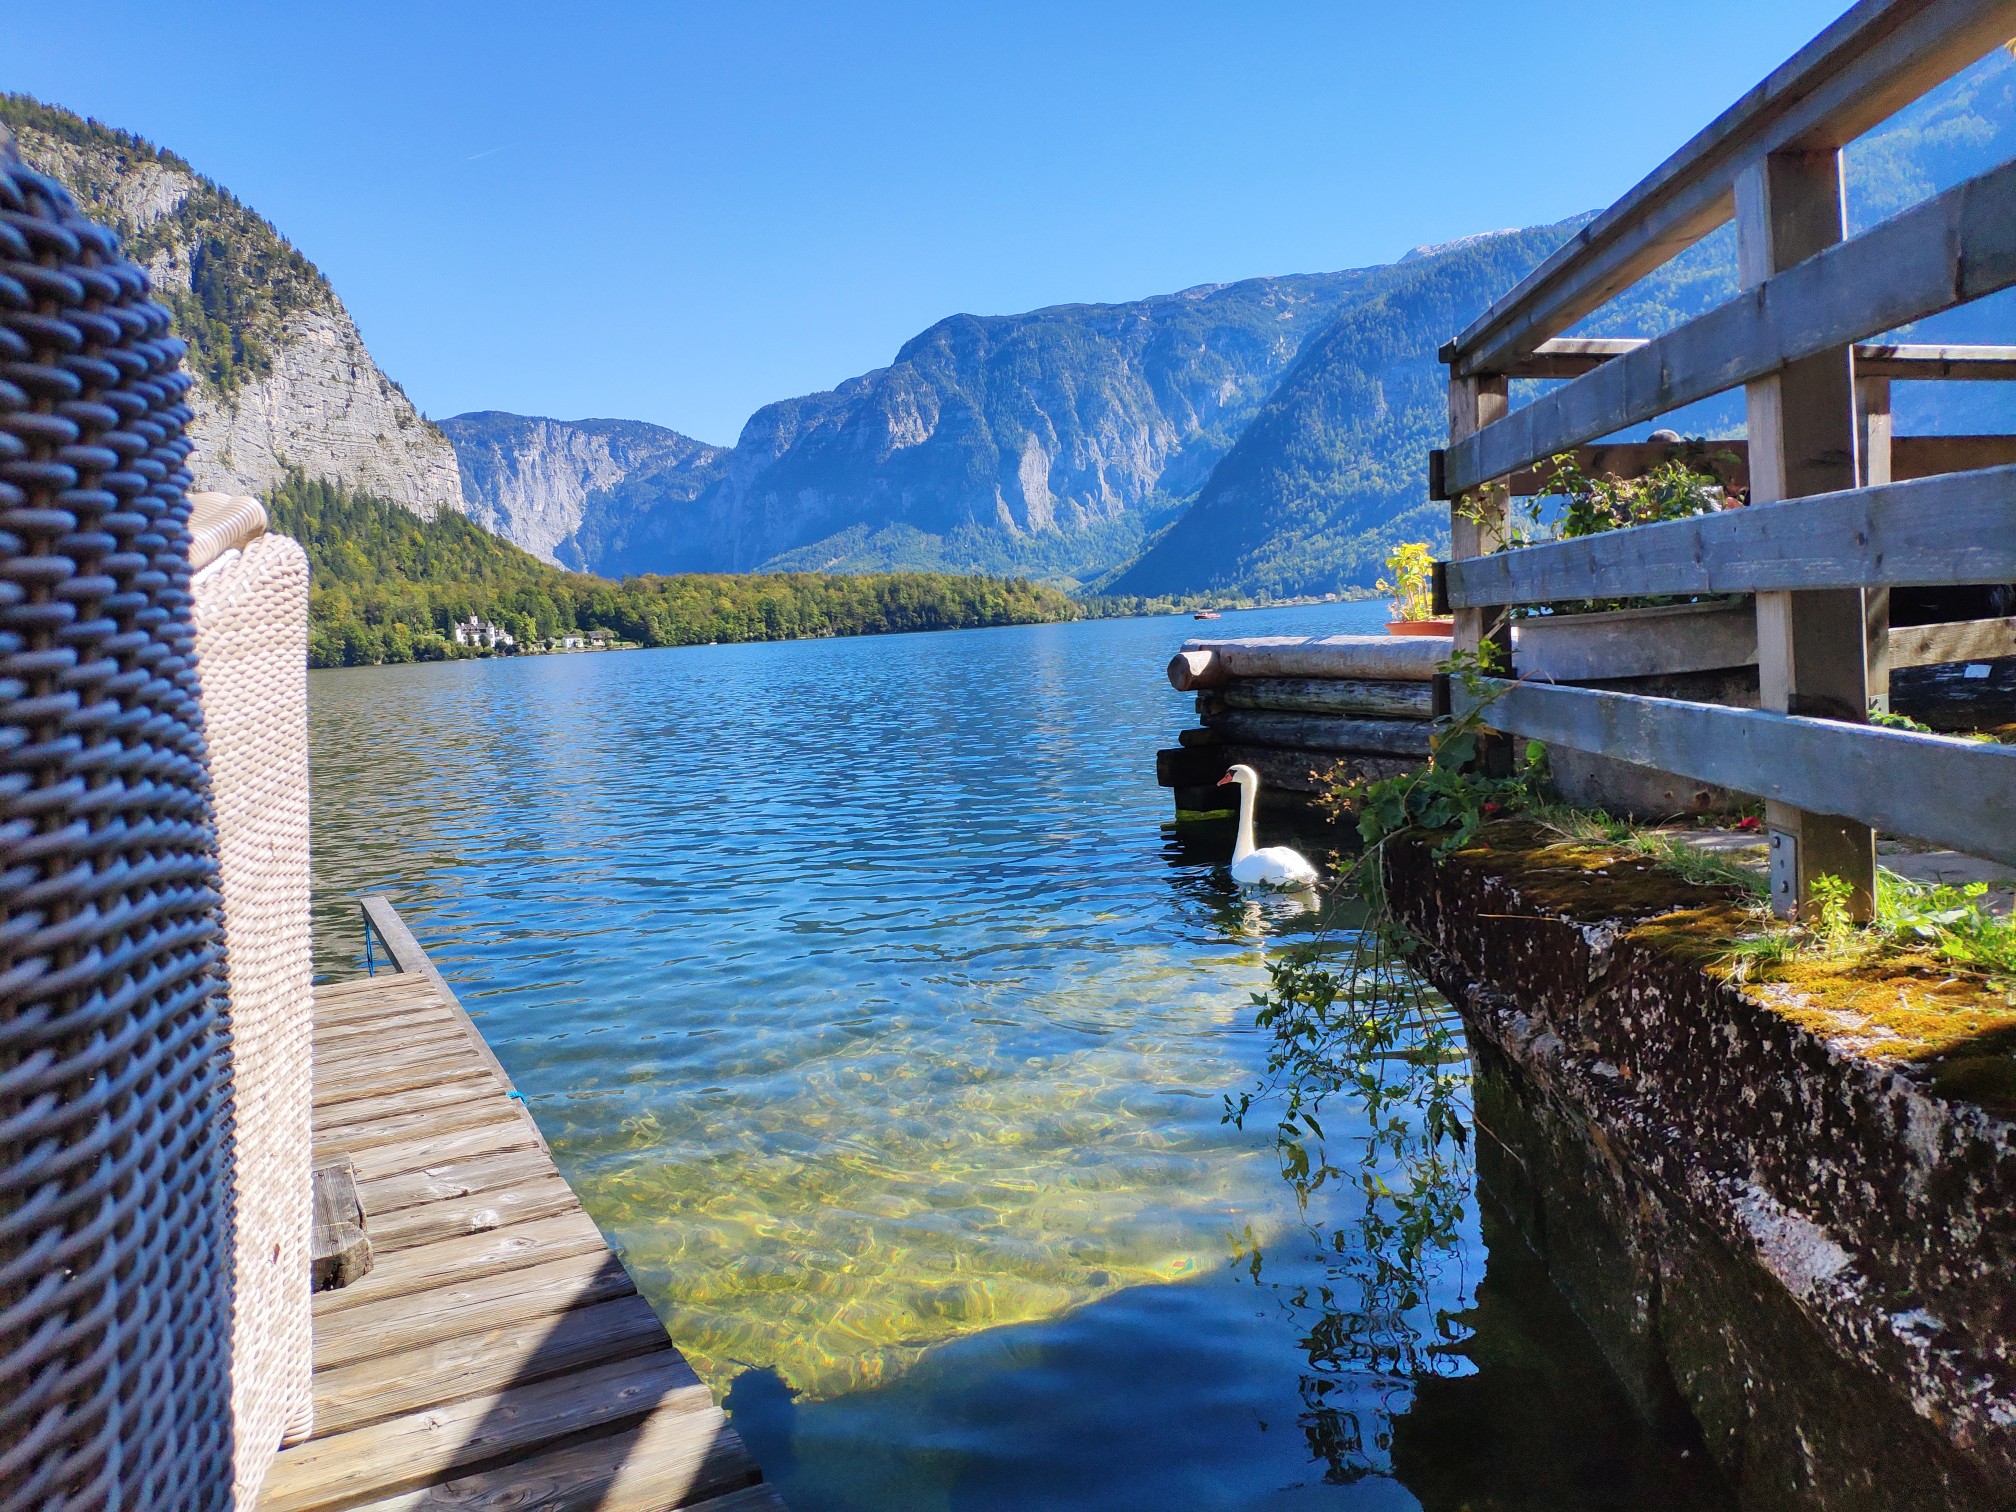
[1857,372,1893,714]
[1736,149,1874,919]
[1449,373,1512,772]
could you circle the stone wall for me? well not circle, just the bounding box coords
[1385,825,2016,1510]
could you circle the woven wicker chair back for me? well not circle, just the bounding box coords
[189,495,316,1499]
[0,136,236,1507]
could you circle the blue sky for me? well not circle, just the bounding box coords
[3,1,1847,444]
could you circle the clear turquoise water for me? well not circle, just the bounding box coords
[307,603,1729,1511]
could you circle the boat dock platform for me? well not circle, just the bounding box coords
[257,898,785,1512]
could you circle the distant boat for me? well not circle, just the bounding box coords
[1193,610,1221,620]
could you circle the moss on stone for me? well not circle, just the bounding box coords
[1439,819,2016,1114]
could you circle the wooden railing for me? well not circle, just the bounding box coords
[1432,0,2016,918]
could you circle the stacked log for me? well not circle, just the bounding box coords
[1157,636,1447,813]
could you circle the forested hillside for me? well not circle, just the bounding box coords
[266,476,1080,668]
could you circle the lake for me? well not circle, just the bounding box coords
[308,602,1728,1511]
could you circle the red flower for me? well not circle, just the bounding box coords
[1735,815,1762,832]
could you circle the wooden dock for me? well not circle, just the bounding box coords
[257,900,784,1512]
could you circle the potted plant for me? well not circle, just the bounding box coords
[1379,541,1450,635]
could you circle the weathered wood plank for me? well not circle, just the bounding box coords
[1446,463,2016,609]
[258,1354,712,1512]
[1182,635,1449,682]
[312,1294,676,1436]
[356,1146,559,1218]
[312,1252,640,1372]
[367,1174,584,1255]
[1458,677,2016,865]
[334,1402,762,1512]
[1196,710,1434,757]
[313,1060,491,1112]
[1509,340,2016,383]
[338,1117,548,1188]
[313,1097,524,1160]
[1890,615,2016,668]
[1446,0,2016,379]
[1491,433,2016,497]
[1854,342,2016,380]
[1515,600,1759,682]
[1445,157,2016,495]
[312,1209,615,1316]
[315,1077,502,1131]
[359,896,548,1154]
[1205,675,1435,719]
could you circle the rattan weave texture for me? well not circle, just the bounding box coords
[0,134,235,1508]
[189,499,315,1498]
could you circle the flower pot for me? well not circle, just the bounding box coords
[1386,618,1454,637]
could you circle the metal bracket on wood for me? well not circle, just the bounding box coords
[1430,560,1450,617]
[1769,829,1799,917]
[1428,448,1448,502]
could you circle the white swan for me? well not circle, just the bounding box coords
[1216,764,1318,886]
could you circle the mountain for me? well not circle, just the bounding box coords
[0,95,465,516]
[450,268,1385,587]
[440,412,729,570]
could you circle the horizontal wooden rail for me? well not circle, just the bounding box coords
[1486,433,2016,497]
[1446,462,2016,607]
[1445,0,2016,380]
[1510,338,2016,382]
[1455,678,2016,865]
[1444,157,2016,497]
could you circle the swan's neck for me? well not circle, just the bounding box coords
[1231,780,1257,863]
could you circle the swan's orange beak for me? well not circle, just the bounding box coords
[1215,772,1235,786]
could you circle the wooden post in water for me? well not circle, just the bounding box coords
[1736,149,1874,919]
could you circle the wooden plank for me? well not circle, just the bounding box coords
[1494,433,2016,496]
[1444,156,2016,496]
[1458,677,2016,865]
[1893,434,2016,477]
[334,1401,762,1512]
[1854,342,2016,380]
[312,1294,677,1436]
[312,1252,641,1371]
[359,895,548,1154]
[1205,675,1435,719]
[315,1003,460,1042]
[1195,710,1434,757]
[1182,634,1449,681]
[1890,615,2016,667]
[1446,463,2016,609]
[313,1099,524,1160]
[1510,340,2016,383]
[367,1174,584,1255]
[258,1354,714,1512]
[315,1077,502,1131]
[1515,600,1758,682]
[313,1210,614,1316]
[357,1146,559,1218]
[314,1059,491,1111]
[1446,0,2016,379]
[339,1117,547,1187]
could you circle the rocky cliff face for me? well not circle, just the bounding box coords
[440,412,728,569]
[535,268,1381,586]
[2,96,466,517]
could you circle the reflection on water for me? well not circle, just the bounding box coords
[308,601,1724,1508]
